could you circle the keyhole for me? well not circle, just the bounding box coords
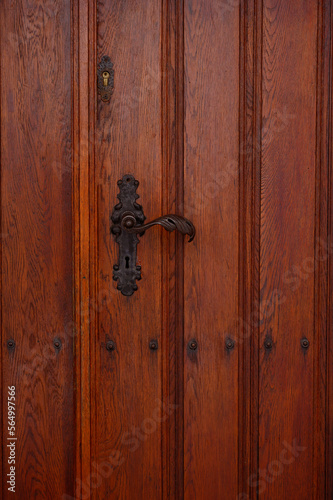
[102,71,110,87]
[125,256,130,269]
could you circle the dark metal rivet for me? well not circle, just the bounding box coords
[136,265,141,271]
[106,340,116,352]
[53,338,62,350]
[117,180,122,186]
[133,284,138,291]
[113,264,119,271]
[7,339,15,350]
[189,339,198,350]
[225,338,235,350]
[301,338,310,349]
[124,218,135,229]
[149,339,158,350]
[264,338,273,350]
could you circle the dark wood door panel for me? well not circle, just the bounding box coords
[0,0,74,498]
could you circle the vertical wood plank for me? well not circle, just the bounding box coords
[72,0,82,495]
[325,1,333,498]
[161,1,185,498]
[258,1,318,498]
[328,1,333,491]
[183,0,240,498]
[71,0,95,498]
[173,3,186,498]
[0,0,74,497]
[78,0,91,492]
[161,2,187,498]
[315,1,332,498]
[238,0,262,497]
[94,1,164,497]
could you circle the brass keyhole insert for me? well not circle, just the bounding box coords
[102,71,110,87]
[97,56,114,101]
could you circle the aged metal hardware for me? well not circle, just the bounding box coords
[121,213,195,241]
[97,56,114,102]
[225,337,235,350]
[110,174,195,296]
[301,337,310,349]
[102,71,110,87]
[106,340,116,352]
[188,339,198,351]
[53,338,62,350]
[264,336,273,350]
[149,340,158,350]
[7,339,15,351]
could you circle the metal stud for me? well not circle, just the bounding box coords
[264,338,273,350]
[149,340,158,350]
[106,340,116,352]
[7,339,15,350]
[188,339,198,351]
[53,338,62,350]
[225,337,235,350]
[301,338,310,349]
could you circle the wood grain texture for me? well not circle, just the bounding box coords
[238,0,262,497]
[160,1,185,498]
[313,1,331,497]
[183,1,240,498]
[71,0,96,498]
[0,0,74,498]
[258,1,318,498]
[1,1,332,498]
[85,1,333,498]
[94,1,164,498]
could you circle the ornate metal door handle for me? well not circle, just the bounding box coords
[120,213,195,241]
[110,175,195,296]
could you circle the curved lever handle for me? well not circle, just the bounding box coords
[121,213,195,242]
[110,174,196,296]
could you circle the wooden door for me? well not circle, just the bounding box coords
[1,1,332,499]
[0,0,74,498]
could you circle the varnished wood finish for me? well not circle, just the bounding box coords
[238,0,262,496]
[94,1,164,498]
[92,1,332,498]
[183,1,240,498]
[259,1,324,498]
[0,0,332,498]
[72,0,96,498]
[0,0,74,498]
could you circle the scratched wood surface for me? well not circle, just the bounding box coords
[0,0,74,498]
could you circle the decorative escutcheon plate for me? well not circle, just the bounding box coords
[110,174,195,296]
